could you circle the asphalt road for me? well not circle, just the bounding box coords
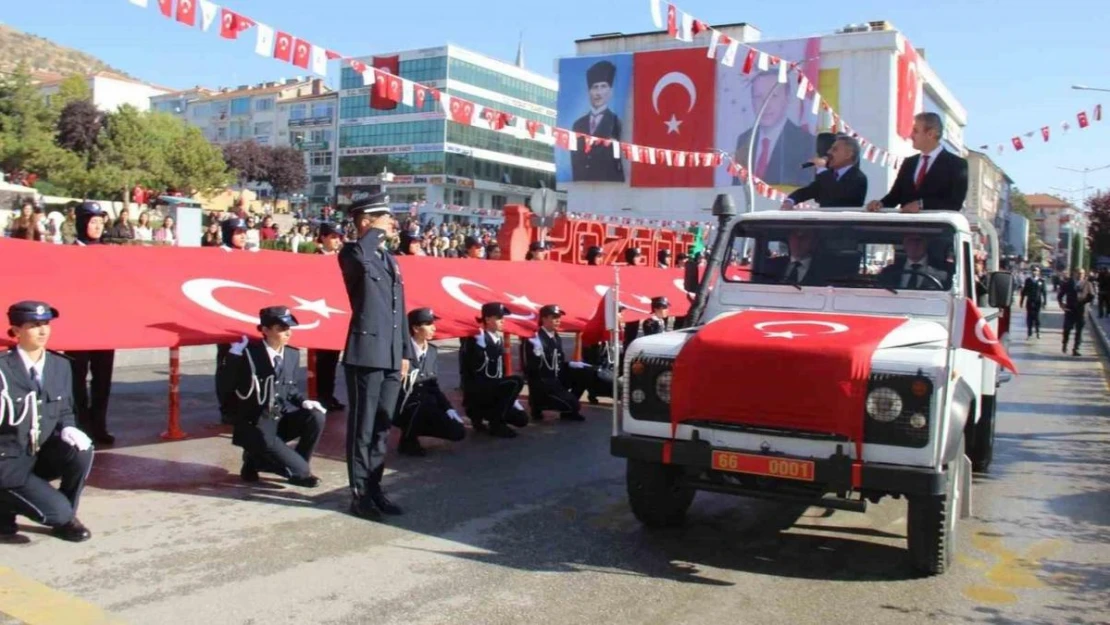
[2,309,1108,625]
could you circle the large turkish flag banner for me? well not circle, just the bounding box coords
[631,47,716,188]
[670,310,906,443]
[897,38,921,140]
[370,55,400,111]
[0,240,688,352]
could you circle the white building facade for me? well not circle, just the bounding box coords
[40,71,172,112]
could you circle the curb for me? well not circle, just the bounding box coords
[1087,308,1110,362]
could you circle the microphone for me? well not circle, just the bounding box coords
[801,162,815,169]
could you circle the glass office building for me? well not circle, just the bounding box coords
[336,45,562,223]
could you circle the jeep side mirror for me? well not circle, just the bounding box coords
[684,253,701,293]
[987,271,1014,308]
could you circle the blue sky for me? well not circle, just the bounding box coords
[4,0,1109,200]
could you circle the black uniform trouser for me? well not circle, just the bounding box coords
[1100,293,1109,318]
[237,409,326,479]
[1025,306,1042,337]
[0,437,93,527]
[586,367,617,399]
[215,343,234,419]
[528,366,594,415]
[315,350,341,401]
[464,375,527,428]
[394,393,466,443]
[68,350,115,435]
[1063,311,1085,351]
[345,365,401,500]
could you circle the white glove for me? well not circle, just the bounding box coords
[513,400,524,411]
[568,361,589,369]
[302,400,326,414]
[229,335,249,356]
[60,426,92,451]
[447,409,463,423]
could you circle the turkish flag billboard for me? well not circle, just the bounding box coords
[631,47,716,188]
[0,240,688,352]
[897,37,921,140]
[370,55,400,111]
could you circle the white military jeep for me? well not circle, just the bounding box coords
[610,202,1014,575]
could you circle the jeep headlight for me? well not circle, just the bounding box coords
[865,387,902,422]
[655,371,672,404]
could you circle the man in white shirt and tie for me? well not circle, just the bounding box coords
[867,112,969,213]
[766,229,820,286]
[879,234,949,290]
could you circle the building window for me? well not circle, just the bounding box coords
[230,97,251,116]
[216,127,228,141]
[192,103,209,119]
[446,58,556,108]
[445,122,554,163]
[338,152,445,177]
[452,189,471,206]
[339,90,438,120]
[255,97,275,112]
[253,122,273,137]
[310,102,334,118]
[446,90,555,127]
[340,56,448,90]
[310,151,333,168]
[309,129,333,144]
[229,121,248,140]
[289,104,307,120]
[445,153,554,189]
[212,101,230,118]
[338,120,446,148]
[491,195,508,210]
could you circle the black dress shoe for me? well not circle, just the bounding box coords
[489,423,518,439]
[93,432,115,446]
[325,398,346,411]
[587,394,600,405]
[240,461,260,483]
[289,475,321,488]
[397,438,427,457]
[350,498,382,521]
[0,515,17,536]
[370,492,404,515]
[560,412,586,422]
[51,519,91,542]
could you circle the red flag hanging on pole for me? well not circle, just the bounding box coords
[961,299,1017,373]
[175,0,197,26]
[370,55,400,110]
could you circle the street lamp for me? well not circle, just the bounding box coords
[1072,84,1110,93]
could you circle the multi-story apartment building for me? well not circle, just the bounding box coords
[1025,193,1086,270]
[153,78,335,206]
[966,149,1004,226]
[335,45,562,223]
[37,70,172,112]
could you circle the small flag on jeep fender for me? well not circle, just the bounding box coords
[961,298,1018,373]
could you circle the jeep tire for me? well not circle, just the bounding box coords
[906,455,962,576]
[626,459,695,528]
[968,395,997,473]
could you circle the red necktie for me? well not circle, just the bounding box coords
[756,137,771,177]
[914,155,930,189]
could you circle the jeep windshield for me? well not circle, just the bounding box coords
[722,220,958,292]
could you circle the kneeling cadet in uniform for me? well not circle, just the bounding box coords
[522,305,596,422]
[393,308,465,456]
[459,303,529,438]
[0,301,94,542]
[228,306,327,487]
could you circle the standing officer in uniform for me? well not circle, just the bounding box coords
[337,194,412,520]
[521,305,593,422]
[215,217,254,424]
[68,202,117,445]
[1019,266,1048,339]
[313,223,345,411]
[0,301,94,542]
[394,308,465,456]
[459,303,529,438]
[227,307,327,487]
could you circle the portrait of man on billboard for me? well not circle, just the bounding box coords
[570,60,625,182]
[731,71,814,189]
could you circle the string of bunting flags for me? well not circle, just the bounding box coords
[987,104,1103,154]
[126,0,804,205]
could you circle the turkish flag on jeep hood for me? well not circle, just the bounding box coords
[0,239,686,351]
[670,310,907,442]
[961,298,1018,373]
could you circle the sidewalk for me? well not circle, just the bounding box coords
[1089,308,1110,361]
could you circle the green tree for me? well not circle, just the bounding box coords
[50,74,93,115]
[0,62,74,183]
[1010,188,1045,263]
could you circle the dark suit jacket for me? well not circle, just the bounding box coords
[733,121,815,188]
[0,350,75,488]
[571,110,624,182]
[460,331,509,386]
[787,166,868,208]
[338,228,414,370]
[880,149,969,212]
[229,341,305,429]
[399,343,452,414]
[878,260,950,290]
[522,331,568,382]
[764,256,824,286]
[1021,277,1048,309]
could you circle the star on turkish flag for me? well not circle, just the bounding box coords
[273,32,294,62]
[961,298,1017,373]
[175,0,196,26]
[292,39,312,69]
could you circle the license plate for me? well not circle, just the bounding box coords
[711,451,815,482]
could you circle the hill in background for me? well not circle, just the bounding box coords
[0,22,131,80]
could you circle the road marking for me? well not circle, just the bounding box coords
[960,533,1065,605]
[0,567,126,625]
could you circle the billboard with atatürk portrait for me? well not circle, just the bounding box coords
[555,53,633,184]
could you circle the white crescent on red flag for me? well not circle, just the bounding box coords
[273,32,294,62]
[960,298,1017,373]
